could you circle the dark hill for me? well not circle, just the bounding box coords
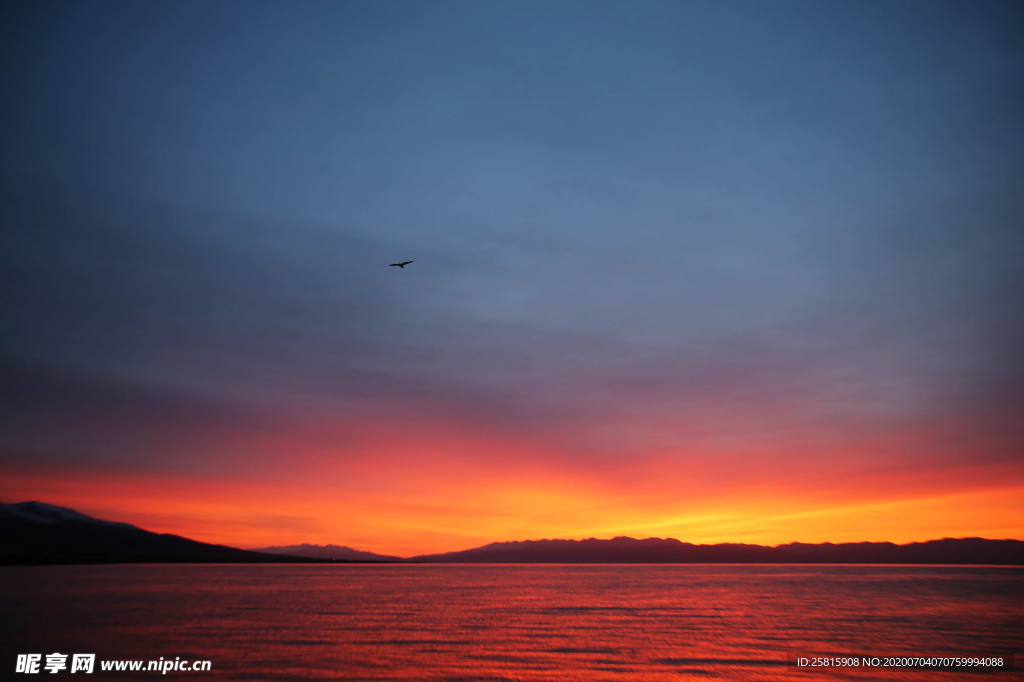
[251,543,400,562]
[410,536,1024,564]
[7,502,1022,565]
[0,501,319,565]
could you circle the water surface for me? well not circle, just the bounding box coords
[1,564,1020,680]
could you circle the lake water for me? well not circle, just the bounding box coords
[0,564,1020,680]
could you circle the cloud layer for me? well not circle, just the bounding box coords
[1,0,1022,553]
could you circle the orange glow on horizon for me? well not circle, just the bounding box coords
[3,404,1022,557]
[2,462,1022,557]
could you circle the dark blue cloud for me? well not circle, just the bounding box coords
[1,0,1021,473]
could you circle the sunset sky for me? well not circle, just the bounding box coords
[1,0,1022,557]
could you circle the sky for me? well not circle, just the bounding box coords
[1,0,1022,556]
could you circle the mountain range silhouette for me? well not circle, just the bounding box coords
[4,502,1023,565]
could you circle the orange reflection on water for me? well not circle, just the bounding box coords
[0,564,1020,681]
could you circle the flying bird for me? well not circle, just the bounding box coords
[389,261,413,268]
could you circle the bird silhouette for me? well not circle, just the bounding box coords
[389,261,413,268]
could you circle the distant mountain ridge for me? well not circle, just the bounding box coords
[1,501,353,565]
[252,543,401,562]
[4,502,1022,565]
[0,501,141,530]
[410,536,1024,564]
